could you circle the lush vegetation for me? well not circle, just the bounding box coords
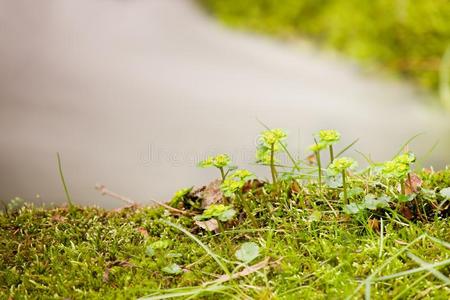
[198,0,450,98]
[1,129,450,299]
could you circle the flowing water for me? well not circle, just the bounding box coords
[0,0,449,208]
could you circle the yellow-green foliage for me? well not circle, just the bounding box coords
[199,0,450,92]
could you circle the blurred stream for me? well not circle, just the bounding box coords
[0,0,449,208]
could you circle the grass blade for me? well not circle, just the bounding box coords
[162,220,230,276]
[335,138,359,158]
[56,152,73,207]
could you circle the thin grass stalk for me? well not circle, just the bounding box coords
[57,152,74,209]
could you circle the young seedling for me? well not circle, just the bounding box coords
[382,152,415,196]
[328,157,358,205]
[309,141,327,190]
[198,154,233,181]
[256,128,287,188]
[221,169,258,226]
[194,203,236,232]
[318,129,341,163]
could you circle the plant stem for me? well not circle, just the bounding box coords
[316,151,322,190]
[342,170,348,205]
[238,193,258,227]
[400,180,406,195]
[219,167,226,181]
[329,145,335,163]
[57,152,74,209]
[270,144,277,186]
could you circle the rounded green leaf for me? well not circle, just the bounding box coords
[235,242,259,263]
[440,187,450,199]
[161,263,182,275]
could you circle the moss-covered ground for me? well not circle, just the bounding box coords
[1,170,449,299]
[1,129,450,299]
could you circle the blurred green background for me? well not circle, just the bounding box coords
[199,0,450,97]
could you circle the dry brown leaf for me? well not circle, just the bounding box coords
[399,205,414,220]
[291,180,301,194]
[51,214,65,222]
[405,173,422,195]
[368,218,380,232]
[198,179,224,208]
[195,218,219,232]
[137,227,148,238]
[306,154,316,165]
[242,179,265,193]
[103,260,134,283]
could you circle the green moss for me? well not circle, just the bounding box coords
[1,168,449,299]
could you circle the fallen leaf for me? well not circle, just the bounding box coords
[51,214,65,222]
[368,218,380,232]
[195,218,219,232]
[137,227,148,238]
[306,153,316,165]
[103,260,134,283]
[196,179,224,208]
[405,173,422,195]
[399,205,414,220]
[291,180,301,194]
[242,179,265,193]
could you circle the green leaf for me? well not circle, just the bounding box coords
[161,263,182,275]
[440,187,450,199]
[326,174,343,188]
[363,194,390,210]
[151,240,171,250]
[194,204,236,222]
[397,194,415,203]
[308,210,322,222]
[145,246,155,257]
[340,187,364,199]
[235,242,259,263]
[343,203,364,214]
[217,208,236,222]
[166,253,183,258]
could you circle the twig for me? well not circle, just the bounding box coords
[204,257,281,285]
[95,183,194,215]
[149,198,194,215]
[95,183,137,206]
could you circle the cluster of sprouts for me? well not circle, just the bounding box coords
[187,127,420,224]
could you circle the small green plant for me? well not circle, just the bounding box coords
[382,152,416,195]
[328,157,358,205]
[198,154,233,180]
[193,204,236,222]
[318,129,341,162]
[256,128,287,187]
[309,130,342,190]
[221,169,257,226]
[309,141,327,189]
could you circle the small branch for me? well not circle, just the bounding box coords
[149,198,194,216]
[204,257,280,285]
[95,183,194,215]
[95,183,137,206]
